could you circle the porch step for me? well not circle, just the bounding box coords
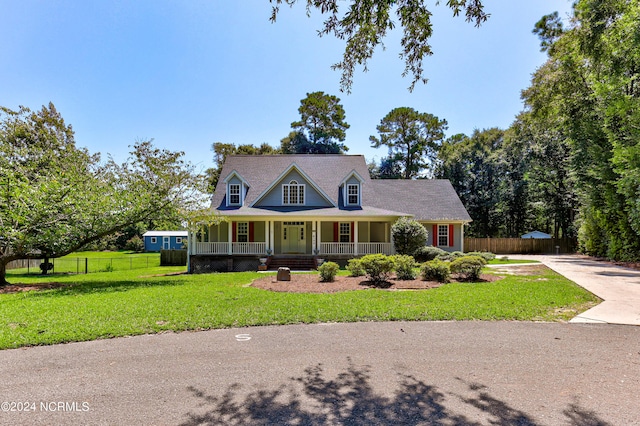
[267,256,317,271]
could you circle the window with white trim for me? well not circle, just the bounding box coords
[347,184,359,205]
[176,237,183,244]
[282,180,305,205]
[150,237,157,244]
[339,222,351,243]
[229,184,241,205]
[438,225,449,247]
[237,222,248,242]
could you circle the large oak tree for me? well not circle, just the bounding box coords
[0,103,208,284]
[270,0,488,92]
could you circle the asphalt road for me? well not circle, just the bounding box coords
[1,321,639,425]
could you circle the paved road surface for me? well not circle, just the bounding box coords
[1,322,639,425]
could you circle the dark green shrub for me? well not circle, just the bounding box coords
[414,246,447,262]
[393,255,417,280]
[359,254,395,285]
[449,255,487,281]
[420,260,450,283]
[318,261,339,282]
[466,251,496,262]
[346,258,365,277]
[391,217,428,255]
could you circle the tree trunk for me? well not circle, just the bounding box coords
[41,256,50,275]
[0,260,8,286]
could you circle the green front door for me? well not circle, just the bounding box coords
[283,223,306,253]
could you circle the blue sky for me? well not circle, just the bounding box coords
[1,1,574,172]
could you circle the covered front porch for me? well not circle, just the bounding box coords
[190,219,395,256]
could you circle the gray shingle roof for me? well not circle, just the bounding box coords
[211,154,471,222]
[368,180,472,222]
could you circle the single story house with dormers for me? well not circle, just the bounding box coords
[187,154,471,272]
[143,231,188,252]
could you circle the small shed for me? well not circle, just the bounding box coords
[521,230,552,239]
[143,231,188,252]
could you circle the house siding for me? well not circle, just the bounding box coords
[255,169,332,207]
[425,222,463,252]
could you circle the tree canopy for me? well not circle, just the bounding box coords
[370,107,447,179]
[269,0,489,92]
[0,103,209,284]
[287,91,350,154]
[521,0,640,259]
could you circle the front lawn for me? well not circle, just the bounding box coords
[0,265,599,350]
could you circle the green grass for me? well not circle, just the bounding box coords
[0,265,598,350]
[6,251,163,275]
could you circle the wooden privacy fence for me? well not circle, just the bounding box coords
[160,249,187,266]
[464,238,577,254]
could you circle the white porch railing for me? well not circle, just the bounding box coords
[232,242,266,254]
[320,242,394,255]
[194,242,266,255]
[195,242,228,255]
[357,243,395,255]
[194,242,393,256]
[321,243,354,255]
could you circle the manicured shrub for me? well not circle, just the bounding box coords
[391,217,428,256]
[414,246,447,262]
[436,251,464,262]
[467,251,496,262]
[359,254,395,285]
[318,261,339,282]
[449,255,487,281]
[420,259,450,283]
[393,255,417,280]
[346,258,365,277]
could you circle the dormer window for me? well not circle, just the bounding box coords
[283,180,305,205]
[347,184,360,205]
[229,184,241,205]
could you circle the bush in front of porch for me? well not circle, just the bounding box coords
[359,254,395,285]
[391,217,428,256]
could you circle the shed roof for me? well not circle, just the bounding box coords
[143,231,188,237]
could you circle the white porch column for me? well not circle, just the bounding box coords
[354,220,359,256]
[312,221,317,253]
[228,221,233,255]
[264,220,269,252]
[269,221,275,253]
[317,221,322,253]
[460,223,465,253]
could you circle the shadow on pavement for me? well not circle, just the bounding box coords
[180,360,610,425]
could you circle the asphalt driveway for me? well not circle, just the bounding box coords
[1,321,639,425]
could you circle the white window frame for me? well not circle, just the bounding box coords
[150,237,157,244]
[176,237,183,244]
[228,184,241,206]
[438,225,449,247]
[346,184,360,205]
[282,180,305,205]
[237,222,248,242]
[339,222,351,243]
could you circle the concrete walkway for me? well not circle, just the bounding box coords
[507,254,640,326]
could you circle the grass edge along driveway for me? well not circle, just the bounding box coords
[0,265,599,350]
